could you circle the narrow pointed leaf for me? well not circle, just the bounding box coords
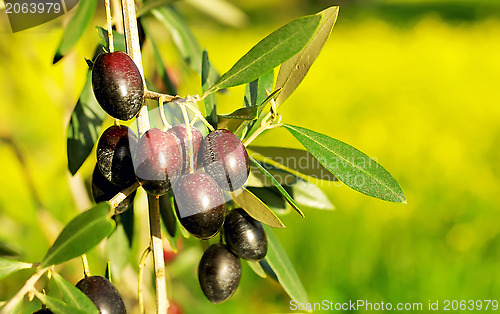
[209,14,321,92]
[250,156,303,217]
[67,71,107,175]
[53,0,98,63]
[264,225,309,304]
[0,258,32,280]
[231,189,285,228]
[244,70,274,108]
[35,292,87,314]
[52,272,99,313]
[202,50,218,128]
[247,261,267,278]
[96,27,127,53]
[41,203,115,268]
[106,218,132,279]
[276,6,339,106]
[247,146,338,182]
[219,106,259,120]
[283,124,406,203]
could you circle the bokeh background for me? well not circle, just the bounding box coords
[1,0,499,313]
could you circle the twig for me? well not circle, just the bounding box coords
[0,267,48,314]
[108,181,140,210]
[105,0,114,52]
[138,247,151,314]
[147,195,168,313]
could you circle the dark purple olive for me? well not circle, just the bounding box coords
[223,208,267,261]
[173,171,225,239]
[76,276,126,314]
[91,166,135,215]
[133,128,183,196]
[198,243,241,303]
[97,125,137,187]
[92,51,144,120]
[201,129,249,191]
[168,124,203,173]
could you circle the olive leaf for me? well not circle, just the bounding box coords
[231,189,285,228]
[283,124,406,203]
[0,258,33,280]
[52,272,99,314]
[40,203,115,268]
[275,6,339,107]
[208,14,321,92]
[264,226,309,304]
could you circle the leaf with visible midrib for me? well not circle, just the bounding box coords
[208,14,321,92]
[40,203,115,268]
[264,225,309,304]
[0,258,32,280]
[283,124,406,203]
[52,272,99,314]
[276,6,339,107]
[53,0,98,63]
[231,189,285,228]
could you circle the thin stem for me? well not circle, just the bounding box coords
[108,181,140,211]
[178,103,194,173]
[147,194,168,313]
[137,246,151,314]
[158,97,172,130]
[184,101,215,132]
[145,90,179,102]
[111,0,123,33]
[1,267,48,314]
[121,0,149,136]
[105,0,114,52]
[81,254,90,277]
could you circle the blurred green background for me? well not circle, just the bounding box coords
[1,0,499,313]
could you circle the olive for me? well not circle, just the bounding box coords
[92,51,144,120]
[223,208,267,261]
[198,243,241,303]
[91,166,135,215]
[201,129,249,191]
[75,276,126,314]
[173,171,225,239]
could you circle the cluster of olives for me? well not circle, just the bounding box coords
[199,208,268,303]
[90,50,270,304]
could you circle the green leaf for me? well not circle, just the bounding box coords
[0,258,32,280]
[35,292,87,314]
[290,180,334,210]
[0,241,20,258]
[244,70,274,108]
[202,50,218,128]
[67,71,107,175]
[247,187,287,213]
[106,217,132,280]
[52,272,99,314]
[275,6,339,106]
[249,156,303,217]
[159,193,180,251]
[96,27,127,53]
[53,0,98,63]
[231,189,285,228]
[41,203,115,268]
[283,124,406,203]
[219,106,259,120]
[247,261,267,278]
[152,6,203,75]
[141,20,177,95]
[247,146,338,182]
[264,225,309,304]
[137,0,174,17]
[208,14,321,92]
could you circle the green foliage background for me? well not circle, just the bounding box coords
[0,0,499,312]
